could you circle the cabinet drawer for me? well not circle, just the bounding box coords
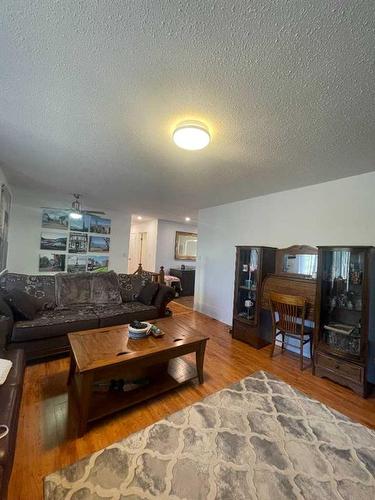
[316,352,363,383]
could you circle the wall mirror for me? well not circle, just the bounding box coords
[276,245,318,279]
[175,231,198,261]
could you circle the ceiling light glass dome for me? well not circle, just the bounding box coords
[173,121,210,150]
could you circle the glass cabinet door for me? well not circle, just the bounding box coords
[235,248,259,323]
[320,249,364,357]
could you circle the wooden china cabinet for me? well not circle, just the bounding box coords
[232,246,276,348]
[314,246,375,397]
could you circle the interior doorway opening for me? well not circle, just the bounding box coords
[128,231,147,273]
[127,216,158,273]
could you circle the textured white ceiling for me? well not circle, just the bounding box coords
[1,0,374,218]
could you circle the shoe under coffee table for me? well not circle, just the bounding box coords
[67,320,209,436]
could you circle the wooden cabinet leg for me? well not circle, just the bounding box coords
[196,341,207,384]
[67,352,76,385]
[77,372,93,437]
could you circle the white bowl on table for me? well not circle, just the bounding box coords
[128,322,152,336]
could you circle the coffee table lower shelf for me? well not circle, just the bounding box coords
[70,357,197,433]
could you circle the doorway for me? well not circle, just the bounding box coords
[127,231,147,273]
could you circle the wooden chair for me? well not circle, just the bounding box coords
[269,292,313,370]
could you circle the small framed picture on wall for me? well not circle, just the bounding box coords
[39,253,66,272]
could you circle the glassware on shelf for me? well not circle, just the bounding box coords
[321,249,365,356]
[315,245,375,397]
[235,247,260,323]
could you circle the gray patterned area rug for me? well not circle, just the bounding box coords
[44,371,375,499]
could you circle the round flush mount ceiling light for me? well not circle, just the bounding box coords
[173,121,210,150]
[185,217,191,222]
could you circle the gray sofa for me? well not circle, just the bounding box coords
[0,271,175,362]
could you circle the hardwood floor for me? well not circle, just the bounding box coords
[9,305,375,499]
[172,295,194,309]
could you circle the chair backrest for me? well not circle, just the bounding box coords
[269,292,307,334]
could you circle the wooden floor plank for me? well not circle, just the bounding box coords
[9,306,375,499]
[171,296,194,309]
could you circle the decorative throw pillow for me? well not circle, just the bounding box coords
[55,273,91,307]
[91,271,122,305]
[118,274,149,302]
[0,273,56,310]
[3,290,39,320]
[137,282,160,306]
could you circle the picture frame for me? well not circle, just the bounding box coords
[89,215,111,235]
[89,236,110,253]
[87,255,109,272]
[39,206,112,274]
[39,253,66,272]
[40,232,67,251]
[69,214,90,232]
[174,231,198,261]
[42,209,69,230]
[68,233,88,253]
[67,255,87,273]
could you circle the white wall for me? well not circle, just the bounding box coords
[128,219,158,272]
[155,220,198,273]
[0,167,9,189]
[0,167,11,273]
[195,171,375,324]
[195,171,375,380]
[7,190,132,274]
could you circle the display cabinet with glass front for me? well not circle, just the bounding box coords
[232,246,276,348]
[314,246,375,397]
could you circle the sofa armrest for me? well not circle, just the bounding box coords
[153,285,175,315]
[0,316,13,349]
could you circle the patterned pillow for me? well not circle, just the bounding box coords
[0,273,56,310]
[118,274,152,302]
[3,290,39,320]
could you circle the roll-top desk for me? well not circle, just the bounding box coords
[233,245,317,348]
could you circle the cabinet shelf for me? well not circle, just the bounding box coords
[331,307,362,313]
[232,246,276,349]
[314,246,375,397]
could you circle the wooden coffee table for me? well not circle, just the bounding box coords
[67,320,209,435]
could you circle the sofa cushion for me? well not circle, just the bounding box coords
[3,290,39,320]
[117,274,154,302]
[55,272,122,307]
[95,302,158,328]
[137,282,159,306]
[55,273,92,307]
[95,302,157,318]
[11,306,99,342]
[7,336,70,363]
[91,271,122,305]
[0,273,56,310]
